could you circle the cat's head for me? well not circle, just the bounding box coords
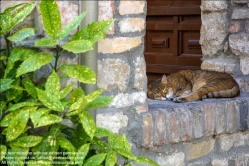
[147,75,174,100]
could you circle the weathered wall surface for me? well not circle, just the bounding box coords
[200,0,249,93]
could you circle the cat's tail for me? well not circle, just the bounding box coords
[202,85,240,99]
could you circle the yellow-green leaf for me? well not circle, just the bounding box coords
[45,71,60,97]
[79,111,96,140]
[0,78,14,92]
[83,153,107,166]
[36,114,62,128]
[105,151,117,166]
[0,145,7,161]
[30,108,50,127]
[34,38,58,47]
[59,64,96,84]
[36,88,64,112]
[8,28,35,42]
[40,0,61,39]
[59,11,87,40]
[6,109,29,142]
[86,96,113,109]
[23,77,37,98]
[74,143,90,164]
[11,136,43,148]
[62,39,93,53]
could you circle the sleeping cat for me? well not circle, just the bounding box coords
[147,70,240,103]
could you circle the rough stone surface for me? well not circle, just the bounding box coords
[98,37,142,54]
[226,101,238,133]
[97,59,130,92]
[153,110,166,145]
[229,33,249,57]
[211,159,228,166]
[240,56,249,75]
[230,23,240,33]
[201,58,238,74]
[96,112,128,133]
[166,110,180,143]
[215,102,226,135]
[219,131,249,152]
[235,77,249,92]
[191,106,204,139]
[185,139,215,161]
[155,152,185,166]
[142,113,153,148]
[200,1,228,12]
[200,12,228,57]
[246,21,249,33]
[119,1,145,15]
[134,57,147,90]
[203,104,215,136]
[109,92,147,108]
[232,8,249,19]
[118,18,145,33]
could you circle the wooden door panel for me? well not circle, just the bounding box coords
[145,0,202,84]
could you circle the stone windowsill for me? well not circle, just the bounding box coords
[140,92,249,148]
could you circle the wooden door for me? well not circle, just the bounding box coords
[145,0,202,84]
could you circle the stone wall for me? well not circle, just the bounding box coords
[200,0,249,93]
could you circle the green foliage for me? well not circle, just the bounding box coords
[0,0,158,165]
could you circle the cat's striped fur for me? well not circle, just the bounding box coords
[147,70,240,103]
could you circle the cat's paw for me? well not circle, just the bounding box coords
[173,97,185,103]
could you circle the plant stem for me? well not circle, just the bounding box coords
[54,45,60,71]
[4,33,11,57]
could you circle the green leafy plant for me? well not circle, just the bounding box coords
[0,0,159,165]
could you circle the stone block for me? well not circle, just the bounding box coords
[141,113,153,148]
[174,108,192,142]
[245,21,249,33]
[229,23,240,33]
[236,99,249,130]
[97,59,130,92]
[96,112,128,133]
[233,0,249,4]
[219,131,249,152]
[201,1,228,12]
[211,159,228,166]
[152,110,166,145]
[240,56,249,75]
[184,139,215,161]
[118,18,145,33]
[109,92,147,108]
[232,8,249,19]
[214,102,226,135]
[200,12,228,57]
[203,104,215,136]
[134,57,147,90]
[235,77,249,92]
[155,152,185,166]
[98,37,142,54]
[190,106,204,139]
[119,1,145,15]
[98,1,115,34]
[226,101,238,133]
[166,109,180,143]
[229,33,249,57]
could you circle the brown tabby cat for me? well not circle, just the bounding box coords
[147,70,240,103]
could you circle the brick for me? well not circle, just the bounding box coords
[201,59,237,74]
[190,106,204,139]
[226,101,238,133]
[233,0,249,4]
[236,99,249,130]
[240,56,249,75]
[141,113,153,148]
[135,105,147,114]
[232,8,249,19]
[119,1,145,15]
[118,18,145,33]
[98,37,142,54]
[229,23,240,33]
[203,104,215,136]
[98,1,115,34]
[152,110,166,145]
[174,108,192,142]
[200,1,228,12]
[166,109,180,143]
[184,139,215,161]
[215,102,226,135]
[235,77,249,93]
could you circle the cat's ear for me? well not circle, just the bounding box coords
[161,75,167,83]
